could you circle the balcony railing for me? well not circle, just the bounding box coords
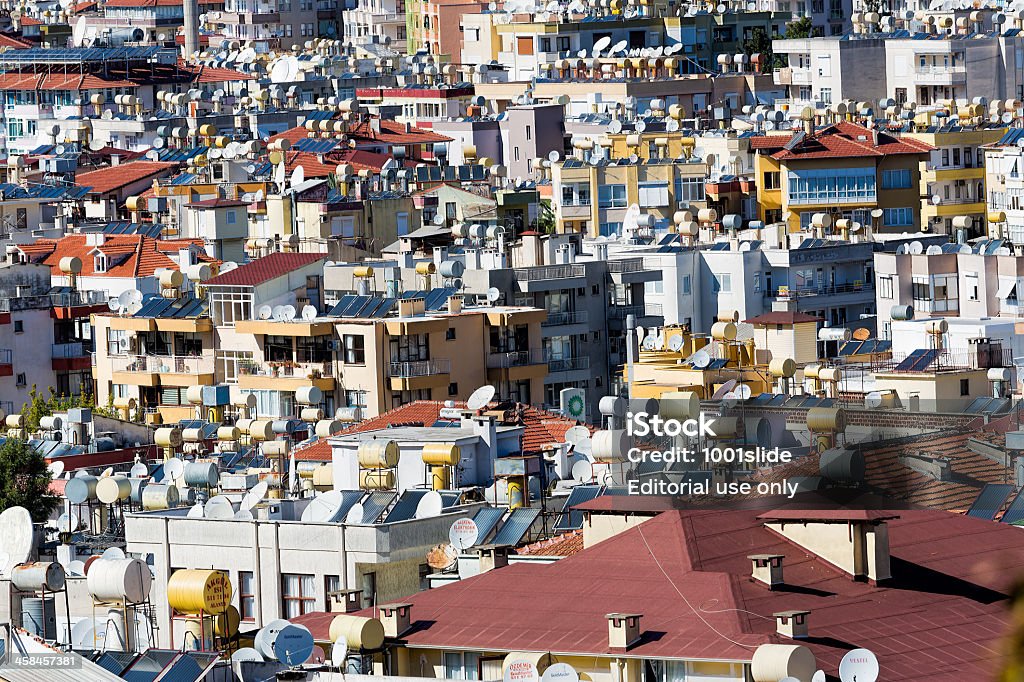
[111,354,215,374]
[543,310,589,326]
[548,356,590,373]
[0,294,52,312]
[609,304,663,319]
[240,360,332,379]
[388,359,451,377]
[51,290,108,308]
[767,281,874,299]
[487,349,547,369]
[52,342,87,358]
[607,258,644,274]
[514,264,586,281]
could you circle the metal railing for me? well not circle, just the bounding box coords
[50,290,108,307]
[542,310,589,326]
[609,304,663,319]
[0,294,51,312]
[607,258,644,274]
[240,360,332,379]
[548,356,590,373]
[111,354,216,374]
[487,349,547,369]
[767,281,874,299]
[514,264,586,281]
[388,359,451,377]
[871,347,1012,373]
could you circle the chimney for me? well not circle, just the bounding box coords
[748,554,785,589]
[476,544,510,572]
[398,297,425,317]
[762,513,893,583]
[448,295,463,314]
[379,603,412,637]
[774,610,809,639]
[328,589,364,613]
[606,613,642,649]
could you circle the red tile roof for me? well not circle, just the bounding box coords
[16,235,210,278]
[294,507,1023,679]
[0,34,31,49]
[283,149,393,179]
[0,72,140,91]
[76,161,176,194]
[767,122,933,161]
[18,16,42,25]
[294,400,596,462]
[516,529,584,557]
[270,118,453,149]
[204,252,326,287]
[176,61,255,83]
[71,0,98,11]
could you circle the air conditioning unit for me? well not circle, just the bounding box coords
[327,340,342,351]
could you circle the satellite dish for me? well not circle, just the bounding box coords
[571,459,593,483]
[68,560,86,576]
[427,543,458,570]
[547,150,561,163]
[486,287,501,303]
[691,350,712,369]
[241,481,270,511]
[542,663,580,682]
[257,304,273,320]
[811,672,826,682]
[290,165,305,187]
[839,649,879,682]
[187,503,205,518]
[734,384,752,400]
[233,647,264,663]
[0,507,33,576]
[609,119,623,134]
[57,511,79,532]
[345,502,364,524]
[712,379,737,399]
[448,518,479,550]
[592,36,612,55]
[301,490,344,522]
[205,496,235,519]
[274,624,315,667]
[107,299,122,313]
[164,457,185,482]
[909,241,924,255]
[101,547,125,560]
[255,619,292,661]
[301,305,317,321]
[100,467,114,478]
[635,120,647,133]
[272,305,286,321]
[331,640,348,668]
[49,461,65,479]
[467,385,496,411]
[415,491,444,518]
[668,335,684,352]
[130,463,149,478]
[282,305,296,321]
[565,425,591,444]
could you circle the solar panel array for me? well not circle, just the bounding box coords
[1001,489,1024,525]
[0,45,164,65]
[358,491,397,523]
[414,165,488,183]
[328,295,398,318]
[748,393,836,408]
[838,339,892,356]
[383,489,429,523]
[490,507,540,546]
[103,221,164,238]
[133,297,209,319]
[294,137,339,154]
[471,507,505,543]
[894,348,941,372]
[966,484,1014,520]
[964,396,1014,415]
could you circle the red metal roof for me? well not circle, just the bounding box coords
[204,252,325,287]
[76,161,175,194]
[0,72,140,91]
[294,507,1024,679]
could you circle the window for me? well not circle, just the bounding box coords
[598,184,627,208]
[343,334,365,364]
[882,169,912,189]
[94,255,107,273]
[637,181,669,207]
[911,277,929,301]
[239,571,255,621]
[444,652,481,680]
[16,372,25,387]
[960,378,970,396]
[674,176,706,202]
[226,210,237,225]
[448,382,458,396]
[878,275,893,299]
[883,207,913,227]
[966,273,979,301]
[13,320,22,333]
[281,573,316,618]
[787,167,876,204]
[345,389,367,408]
[713,273,732,293]
[763,171,781,190]
[561,183,590,206]
[325,574,341,604]
[819,87,832,105]
[446,327,456,340]
[681,275,691,294]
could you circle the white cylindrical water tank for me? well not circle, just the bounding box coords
[87,558,153,603]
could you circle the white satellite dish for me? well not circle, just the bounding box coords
[301,490,344,522]
[415,491,444,519]
[241,481,269,510]
[205,496,235,519]
[448,518,479,550]
[345,502,364,524]
[101,547,126,560]
[734,384,752,400]
[107,299,122,313]
[635,120,647,133]
[609,119,623,134]
[187,503,205,518]
[571,459,593,483]
[330,640,348,668]
[592,36,612,55]
[811,672,826,682]
[909,241,923,255]
[272,305,286,321]
[565,425,591,444]
[100,467,114,478]
[234,510,255,521]
[255,619,292,661]
[68,560,86,576]
[290,165,305,187]
[691,350,712,369]
[839,650,879,682]
[0,507,34,576]
[282,305,296,321]
[164,457,185,482]
[547,150,561,163]
[233,647,264,663]
[130,463,149,478]
[486,287,501,303]
[57,511,79,532]
[49,461,65,479]
[467,385,496,411]
[257,305,273,320]
[542,663,580,682]
[668,335,684,352]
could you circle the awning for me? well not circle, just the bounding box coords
[997,279,1017,299]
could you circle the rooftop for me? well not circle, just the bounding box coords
[204,252,326,287]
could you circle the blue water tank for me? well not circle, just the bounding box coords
[202,385,230,406]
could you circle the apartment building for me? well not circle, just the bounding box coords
[342,0,407,54]
[750,0,851,36]
[752,121,933,233]
[772,36,887,111]
[984,128,1024,246]
[90,251,549,421]
[904,123,1006,238]
[404,0,487,58]
[212,0,341,50]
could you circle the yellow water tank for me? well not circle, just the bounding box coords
[421,443,460,466]
[806,407,846,433]
[359,469,396,490]
[167,569,233,615]
[357,440,399,468]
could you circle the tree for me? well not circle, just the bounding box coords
[784,16,814,39]
[743,27,776,73]
[0,437,59,522]
[21,384,97,433]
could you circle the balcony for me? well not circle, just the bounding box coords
[609,303,663,322]
[52,342,92,371]
[487,349,548,382]
[111,353,216,387]
[773,67,812,86]
[548,355,590,374]
[50,289,108,319]
[542,310,589,327]
[914,65,966,84]
[388,359,451,392]
[607,258,659,283]
[514,264,587,291]
[0,348,11,377]
[766,281,874,301]
[238,360,335,392]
